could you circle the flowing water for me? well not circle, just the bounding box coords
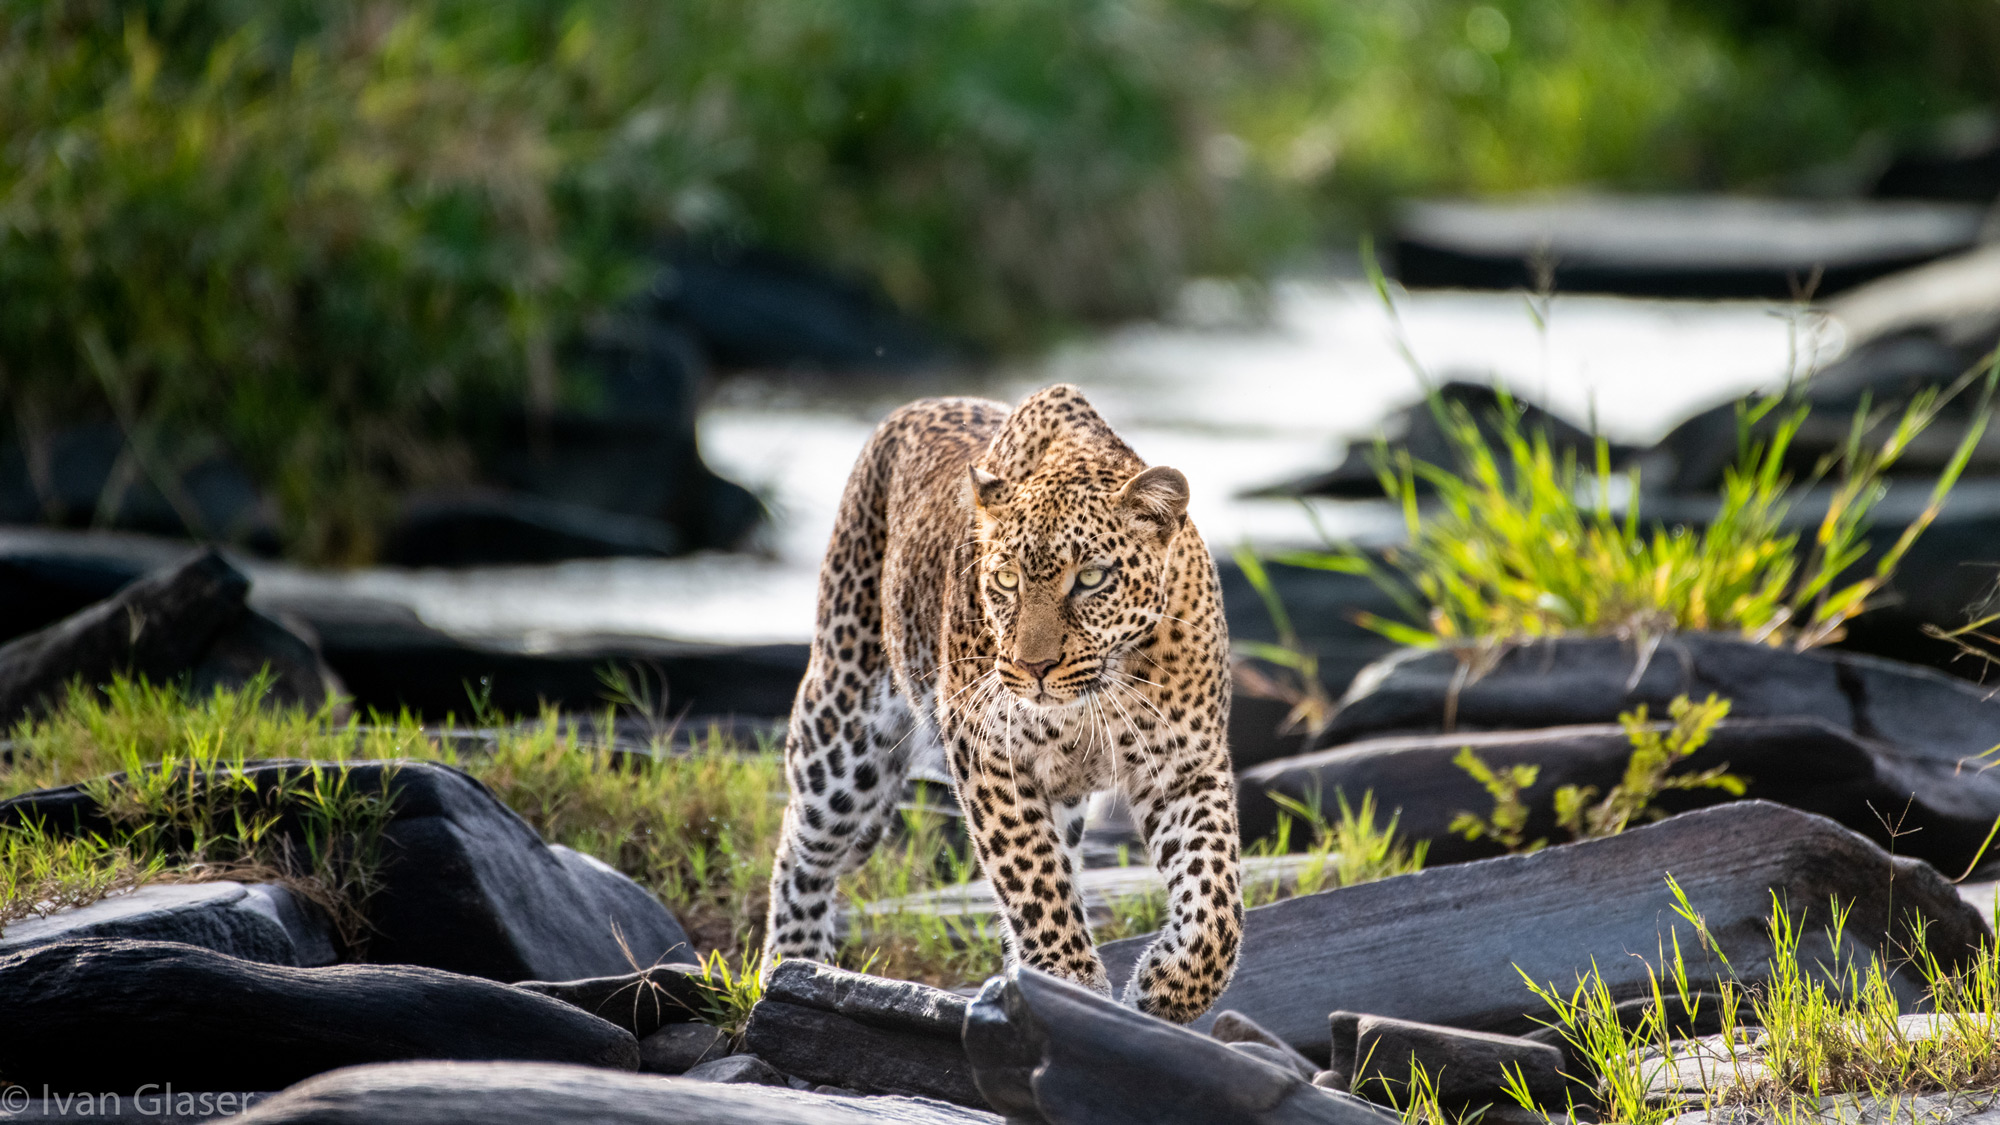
[249,280,1838,648]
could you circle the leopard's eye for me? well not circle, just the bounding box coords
[994,568,1020,590]
[1075,566,1106,590]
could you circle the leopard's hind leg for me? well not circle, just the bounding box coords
[763,439,916,964]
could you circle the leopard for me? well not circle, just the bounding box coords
[762,382,1241,1023]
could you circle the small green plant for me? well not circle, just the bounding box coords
[1255,787,1430,901]
[1556,694,1743,840]
[1447,748,1543,852]
[1504,881,2000,1124]
[1451,694,1745,853]
[692,948,771,1040]
[0,820,164,933]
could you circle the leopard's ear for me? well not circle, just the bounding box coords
[1116,465,1189,542]
[969,465,1012,509]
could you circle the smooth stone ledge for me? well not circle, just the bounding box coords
[0,882,335,967]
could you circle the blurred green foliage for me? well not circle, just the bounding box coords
[2,0,1995,562]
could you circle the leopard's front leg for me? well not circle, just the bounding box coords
[1122,764,1243,1023]
[945,722,1108,994]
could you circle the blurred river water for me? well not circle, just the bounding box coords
[250,280,1838,648]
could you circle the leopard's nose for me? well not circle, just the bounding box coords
[1020,658,1058,681]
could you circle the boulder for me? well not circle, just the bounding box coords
[229,1061,1002,1124]
[741,960,983,1107]
[1239,716,1999,871]
[964,966,1399,1125]
[0,939,638,1092]
[639,1022,732,1074]
[515,964,708,1040]
[1348,1015,1566,1108]
[0,881,335,967]
[0,760,692,982]
[266,589,810,721]
[1317,634,2000,867]
[381,490,684,567]
[1392,195,1989,299]
[0,549,242,721]
[651,242,952,374]
[1213,1010,1321,1080]
[1098,801,1987,1059]
[1248,382,1634,501]
[684,1055,794,1087]
[0,422,279,551]
[0,548,336,723]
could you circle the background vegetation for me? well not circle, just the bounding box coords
[5,0,1997,562]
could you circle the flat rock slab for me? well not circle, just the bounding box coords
[1240,717,1982,868]
[230,1061,1001,1124]
[0,880,335,966]
[1100,801,1987,1060]
[0,938,638,1092]
[743,960,982,1107]
[0,759,690,982]
[965,967,1397,1125]
[1393,196,1988,298]
[516,963,707,1039]
[1319,635,2000,871]
[1350,1015,1565,1106]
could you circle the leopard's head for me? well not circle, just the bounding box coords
[968,459,1189,708]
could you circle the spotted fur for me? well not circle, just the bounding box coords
[762,383,1241,1023]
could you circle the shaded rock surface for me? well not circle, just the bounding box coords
[0,881,335,967]
[684,1055,794,1087]
[742,960,982,1107]
[1250,382,1633,500]
[1213,1010,1321,1080]
[964,966,1399,1125]
[0,423,278,551]
[639,1022,732,1075]
[516,963,707,1040]
[1392,196,1989,298]
[1241,716,1998,869]
[0,549,332,723]
[1100,801,1987,1059]
[230,1061,1001,1124]
[1317,635,2000,869]
[1349,1015,1566,1107]
[0,760,690,982]
[0,939,638,1092]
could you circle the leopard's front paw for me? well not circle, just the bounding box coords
[1123,943,1231,1024]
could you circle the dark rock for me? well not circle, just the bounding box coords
[964,967,1399,1125]
[381,490,684,567]
[1316,634,2000,870]
[814,1085,863,1098]
[1217,557,1405,769]
[515,963,708,1040]
[1214,1009,1322,1077]
[1099,801,1987,1059]
[0,939,638,1092]
[1349,1015,1565,1108]
[683,1054,793,1087]
[1392,196,1989,299]
[653,242,952,373]
[1250,382,1633,501]
[0,423,278,551]
[1641,331,2000,495]
[189,608,343,712]
[1325,1012,1364,1090]
[1232,1041,1318,1081]
[639,1022,732,1074]
[0,549,148,643]
[741,960,982,1107]
[0,760,692,982]
[229,1061,1003,1124]
[0,549,245,722]
[270,590,810,721]
[1873,117,2000,203]
[0,881,335,967]
[1240,715,2000,870]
